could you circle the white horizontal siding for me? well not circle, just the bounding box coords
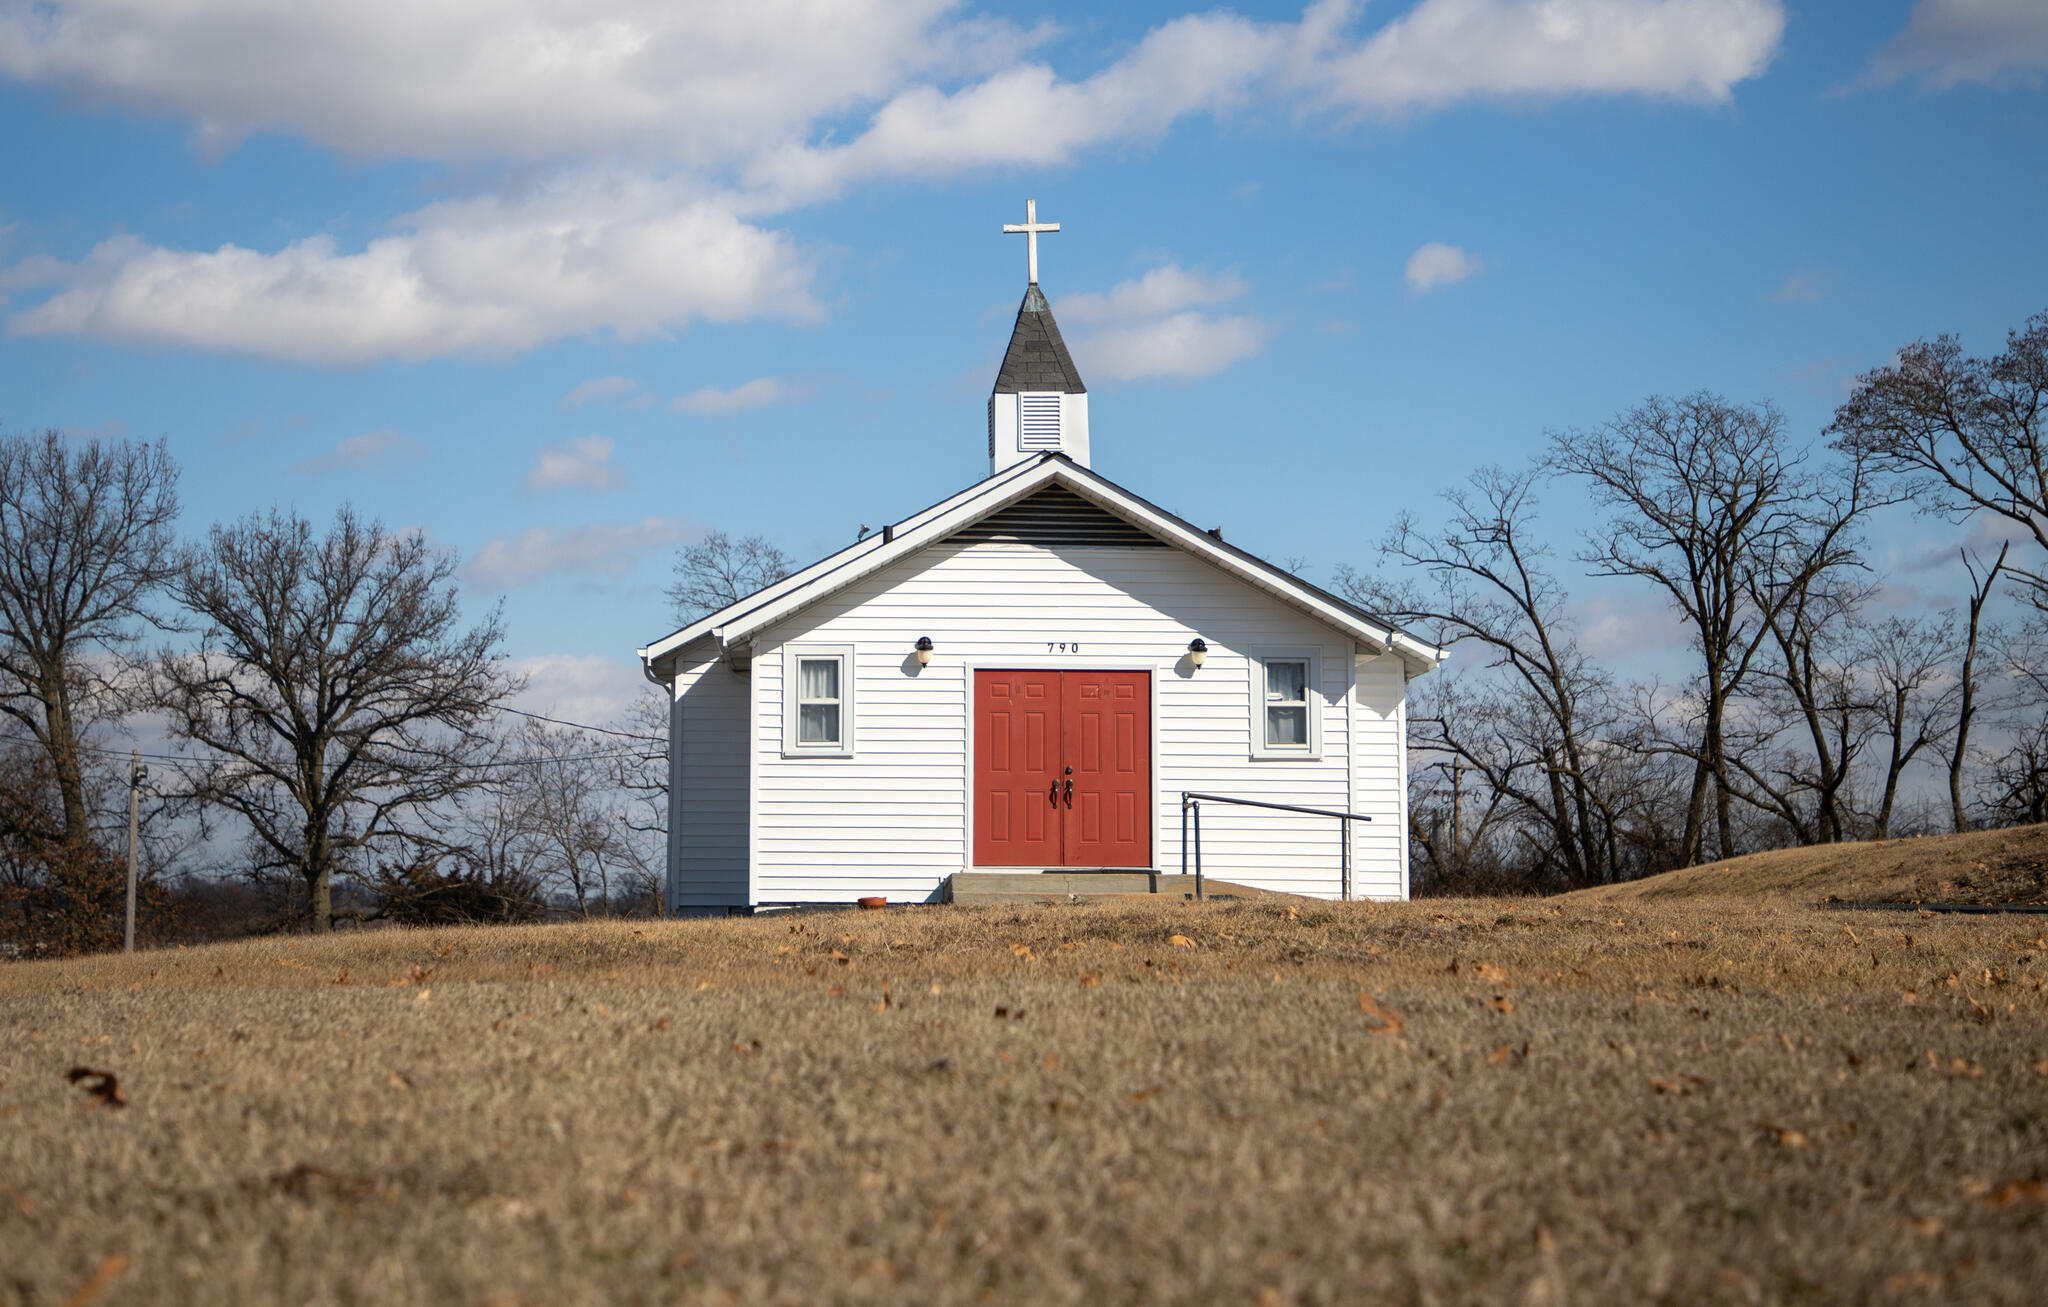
[740,541,1409,903]
[668,652,749,908]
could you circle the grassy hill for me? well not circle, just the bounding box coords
[1563,824,2048,907]
[2,896,2044,1304]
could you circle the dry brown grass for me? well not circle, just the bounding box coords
[3,895,2047,1305]
[1564,823,2048,907]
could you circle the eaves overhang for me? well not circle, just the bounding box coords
[637,455,1444,682]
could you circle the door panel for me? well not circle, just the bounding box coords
[973,671,1063,866]
[1061,671,1152,867]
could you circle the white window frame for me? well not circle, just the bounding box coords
[1249,646,1322,760]
[782,644,855,758]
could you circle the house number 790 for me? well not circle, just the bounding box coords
[1047,642,1081,653]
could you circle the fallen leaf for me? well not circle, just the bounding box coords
[826,985,846,997]
[1485,995,1515,1015]
[1760,1123,1809,1150]
[1283,906,1300,920]
[1042,1054,1060,1073]
[1128,1086,1161,1103]
[1487,1042,1527,1066]
[928,982,942,995]
[1473,962,1509,984]
[1079,974,1100,988]
[1649,1075,1706,1096]
[64,1067,125,1109]
[1168,934,1195,949]
[1983,1180,2048,1207]
[830,949,850,964]
[1356,991,1404,1038]
[58,1252,130,1307]
[1012,944,1036,961]
[696,979,715,991]
[387,1070,413,1092]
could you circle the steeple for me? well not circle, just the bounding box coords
[988,199,1090,475]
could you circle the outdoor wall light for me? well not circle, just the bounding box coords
[1187,638,1208,669]
[915,636,934,666]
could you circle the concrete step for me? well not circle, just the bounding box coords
[944,872,1277,903]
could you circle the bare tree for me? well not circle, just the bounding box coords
[1858,616,1962,839]
[666,531,793,624]
[1338,466,1635,888]
[501,720,651,916]
[156,508,518,933]
[1549,395,1881,864]
[1938,543,2008,831]
[608,687,670,846]
[0,430,179,856]
[1829,309,2048,604]
[1731,579,1873,845]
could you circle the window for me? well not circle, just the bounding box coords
[798,658,841,744]
[782,645,854,756]
[1265,659,1309,748]
[1249,647,1322,759]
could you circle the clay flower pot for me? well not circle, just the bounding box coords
[857,896,887,910]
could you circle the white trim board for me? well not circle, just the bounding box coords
[639,456,1443,682]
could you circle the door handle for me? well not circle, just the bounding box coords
[1049,779,1059,805]
[1063,777,1074,806]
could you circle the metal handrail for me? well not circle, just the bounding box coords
[1179,791,1372,901]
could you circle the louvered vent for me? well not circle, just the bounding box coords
[948,485,1165,548]
[1017,392,1063,451]
[987,397,996,460]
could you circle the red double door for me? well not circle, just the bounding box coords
[974,670,1151,868]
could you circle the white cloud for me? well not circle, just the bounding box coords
[524,435,625,492]
[6,176,819,365]
[748,11,1283,200]
[509,654,650,728]
[1404,242,1483,293]
[754,0,1784,199]
[0,0,1040,166]
[1766,270,1827,304]
[1572,592,1688,658]
[562,376,639,408]
[672,377,790,415]
[0,2,1784,188]
[1862,0,2048,90]
[1059,265,1270,381]
[1058,265,1249,325]
[1302,0,1786,115]
[1083,312,1273,382]
[465,517,698,590]
[291,428,424,476]
[0,0,1789,364]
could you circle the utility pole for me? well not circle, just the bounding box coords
[124,749,145,953]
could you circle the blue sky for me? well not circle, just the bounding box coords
[2,0,2045,722]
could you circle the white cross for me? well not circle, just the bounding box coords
[1002,198,1060,285]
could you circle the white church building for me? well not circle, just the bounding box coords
[638,203,1440,911]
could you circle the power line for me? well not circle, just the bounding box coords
[489,703,663,743]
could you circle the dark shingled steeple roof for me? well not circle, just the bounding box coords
[991,284,1086,395]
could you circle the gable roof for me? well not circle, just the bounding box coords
[992,285,1086,394]
[638,455,1443,678]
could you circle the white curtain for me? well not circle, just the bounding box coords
[1266,660,1307,746]
[799,658,839,701]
